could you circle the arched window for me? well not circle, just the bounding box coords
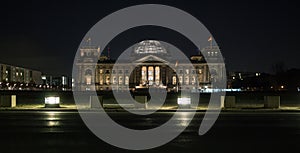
[179,76,183,84]
[125,76,129,85]
[119,76,123,85]
[85,69,92,76]
[185,76,189,85]
[172,76,176,85]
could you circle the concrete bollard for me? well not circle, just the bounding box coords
[225,96,236,108]
[221,96,236,108]
[190,94,199,109]
[264,96,280,108]
[135,96,147,109]
[90,96,103,108]
[220,96,225,108]
[146,96,164,109]
[0,95,16,107]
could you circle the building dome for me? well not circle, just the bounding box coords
[134,40,167,54]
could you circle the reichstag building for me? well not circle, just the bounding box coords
[74,40,225,92]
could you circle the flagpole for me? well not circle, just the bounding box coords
[87,37,91,46]
[210,37,213,49]
[108,47,110,59]
[208,36,213,49]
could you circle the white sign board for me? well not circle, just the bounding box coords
[177,98,191,105]
[45,97,60,105]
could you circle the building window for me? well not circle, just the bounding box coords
[185,69,189,74]
[118,70,123,74]
[198,69,202,74]
[198,75,203,82]
[179,76,183,84]
[192,70,196,74]
[208,52,210,56]
[191,76,196,85]
[179,70,183,74]
[172,76,176,85]
[112,76,117,84]
[100,69,103,74]
[125,76,129,85]
[99,75,103,85]
[105,76,110,85]
[112,70,116,74]
[119,76,123,85]
[185,76,189,85]
[125,70,129,74]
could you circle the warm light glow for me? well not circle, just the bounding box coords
[172,76,176,85]
[125,76,129,85]
[86,76,91,85]
[177,97,191,105]
[45,97,60,105]
[134,40,167,54]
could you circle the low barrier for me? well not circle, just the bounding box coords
[0,95,16,107]
[90,96,103,108]
[221,96,236,108]
[134,96,147,109]
[264,96,280,108]
[220,95,281,109]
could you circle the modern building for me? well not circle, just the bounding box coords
[74,40,226,92]
[0,63,42,89]
[41,75,70,90]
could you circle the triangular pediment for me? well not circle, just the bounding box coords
[134,55,169,63]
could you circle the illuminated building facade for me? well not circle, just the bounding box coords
[74,40,225,92]
[0,63,42,89]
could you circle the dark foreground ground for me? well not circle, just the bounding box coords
[0,110,299,153]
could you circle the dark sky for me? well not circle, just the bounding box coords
[0,0,298,77]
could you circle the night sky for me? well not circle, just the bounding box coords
[0,0,298,77]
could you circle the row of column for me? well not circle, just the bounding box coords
[141,66,160,86]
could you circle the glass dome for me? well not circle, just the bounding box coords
[134,40,167,54]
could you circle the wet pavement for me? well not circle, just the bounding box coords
[0,110,299,153]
